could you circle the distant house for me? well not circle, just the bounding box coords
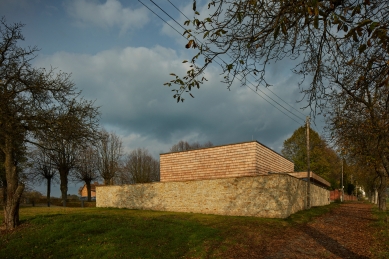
[78,182,102,199]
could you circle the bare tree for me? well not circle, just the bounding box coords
[73,145,99,201]
[98,130,122,185]
[121,148,159,184]
[28,148,58,207]
[35,99,100,207]
[170,140,213,152]
[170,140,191,152]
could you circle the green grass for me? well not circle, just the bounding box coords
[0,204,340,259]
[371,204,389,259]
[286,202,341,225]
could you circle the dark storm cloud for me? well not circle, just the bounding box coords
[34,43,314,158]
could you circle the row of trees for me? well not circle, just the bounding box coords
[27,139,213,205]
[170,140,213,152]
[28,130,160,204]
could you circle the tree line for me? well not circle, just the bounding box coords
[27,129,160,205]
[27,138,213,204]
[281,126,363,197]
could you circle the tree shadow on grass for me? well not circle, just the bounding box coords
[302,225,369,259]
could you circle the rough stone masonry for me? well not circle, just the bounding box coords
[96,174,330,218]
[97,141,329,218]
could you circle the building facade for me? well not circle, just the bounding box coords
[160,141,294,182]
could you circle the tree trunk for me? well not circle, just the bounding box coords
[104,178,112,185]
[3,138,24,230]
[86,180,91,202]
[59,168,68,207]
[46,177,51,207]
[378,174,387,211]
[374,189,378,204]
[1,175,7,209]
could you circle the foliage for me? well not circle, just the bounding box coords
[165,0,388,106]
[20,190,43,206]
[281,126,340,186]
[346,183,355,195]
[327,90,389,210]
[120,148,159,184]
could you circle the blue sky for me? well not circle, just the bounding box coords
[1,0,324,196]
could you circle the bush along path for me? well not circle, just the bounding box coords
[263,202,375,259]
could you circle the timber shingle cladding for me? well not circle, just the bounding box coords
[160,141,294,182]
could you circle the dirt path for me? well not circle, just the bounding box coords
[265,202,375,258]
[221,202,377,259]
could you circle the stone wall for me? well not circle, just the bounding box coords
[160,141,294,182]
[97,174,330,218]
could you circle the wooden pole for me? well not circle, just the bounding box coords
[306,116,311,209]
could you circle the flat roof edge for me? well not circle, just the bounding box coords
[160,140,293,163]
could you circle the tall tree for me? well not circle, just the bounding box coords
[28,147,58,207]
[328,96,389,210]
[121,148,159,184]
[98,130,122,185]
[73,145,99,202]
[0,18,100,227]
[281,126,340,187]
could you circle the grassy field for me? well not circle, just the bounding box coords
[1,202,384,259]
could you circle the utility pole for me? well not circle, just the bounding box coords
[306,116,311,209]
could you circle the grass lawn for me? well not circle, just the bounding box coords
[1,203,340,258]
[371,203,389,259]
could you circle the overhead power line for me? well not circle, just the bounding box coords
[140,0,305,125]
[138,0,182,36]
[164,0,307,120]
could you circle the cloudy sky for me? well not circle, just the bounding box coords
[1,0,325,196]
